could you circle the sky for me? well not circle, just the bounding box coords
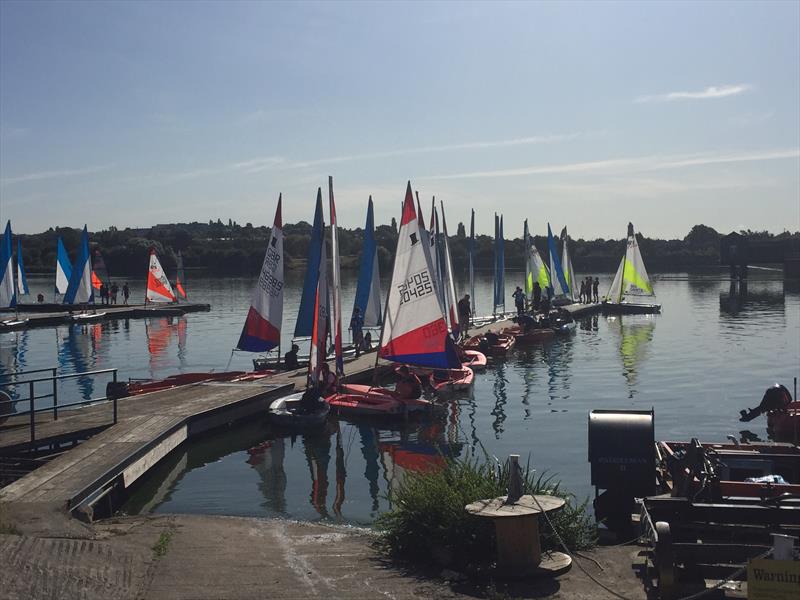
[1,1,799,239]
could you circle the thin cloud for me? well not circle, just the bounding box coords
[635,84,753,103]
[280,133,585,170]
[423,148,800,181]
[141,133,587,181]
[0,164,113,186]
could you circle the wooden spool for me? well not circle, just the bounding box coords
[465,494,572,578]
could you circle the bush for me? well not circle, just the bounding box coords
[373,453,595,572]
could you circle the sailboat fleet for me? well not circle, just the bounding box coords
[227,178,659,425]
[1,184,660,417]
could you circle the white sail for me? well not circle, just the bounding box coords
[55,237,72,295]
[605,223,655,303]
[236,197,283,352]
[146,250,177,303]
[379,183,459,369]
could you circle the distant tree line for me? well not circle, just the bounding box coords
[15,220,799,278]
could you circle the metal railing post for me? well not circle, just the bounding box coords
[29,381,35,445]
[52,367,59,420]
[112,370,118,424]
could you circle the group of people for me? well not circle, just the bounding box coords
[578,277,600,304]
[97,282,131,305]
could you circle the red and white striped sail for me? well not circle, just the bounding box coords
[308,229,329,386]
[379,183,460,369]
[146,250,177,303]
[236,197,284,352]
[328,177,344,377]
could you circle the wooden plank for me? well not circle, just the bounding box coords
[122,425,187,488]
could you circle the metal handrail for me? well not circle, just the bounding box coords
[0,367,119,446]
[0,366,57,382]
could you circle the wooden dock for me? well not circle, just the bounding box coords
[0,315,519,532]
[0,302,210,332]
[0,379,292,528]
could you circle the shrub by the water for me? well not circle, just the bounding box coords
[374,454,596,572]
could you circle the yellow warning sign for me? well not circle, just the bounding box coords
[748,559,800,600]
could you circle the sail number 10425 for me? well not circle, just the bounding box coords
[398,271,434,305]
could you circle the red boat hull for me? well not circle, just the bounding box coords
[429,366,474,394]
[326,384,432,417]
[767,401,800,441]
[502,325,555,344]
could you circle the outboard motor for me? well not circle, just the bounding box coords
[739,383,793,422]
[588,409,655,535]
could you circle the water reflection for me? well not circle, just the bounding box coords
[247,436,287,514]
[58,325,99,398]
[491,360,508,437]
[719,280,785,316]
[607,315,656,399]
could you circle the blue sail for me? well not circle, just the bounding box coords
[499,215,505,306]
[352,197,382,328]
[0,221,15,308]
[493,214,505,312]
[547,223,569,298]
[56,237,73,294]
[64,226,93,304]
[294,189,325,338]
[16,239,29,295]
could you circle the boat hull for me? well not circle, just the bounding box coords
[502,325,555,344]
[430,366,474,395]
[767,402,800,441]
[603,301,661,315]
[106,370,275,399]
[326,384,432,417]
[463,334,515,356]
[269,393,330,429]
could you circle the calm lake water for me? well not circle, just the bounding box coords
[2,271,798,525]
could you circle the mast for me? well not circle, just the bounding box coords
[328,176,344,378]
[439,200,459,338]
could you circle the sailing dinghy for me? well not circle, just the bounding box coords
[65,226,106,322]
[328,182,459,416]
[524,220,551,310]
[0,221,29,329]
[560,227,577,303]
[175,251,188,300]
[603,223,661,314]
[547,223,571,306]
[351,197,382,341]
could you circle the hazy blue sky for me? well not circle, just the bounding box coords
[1,1,798,238]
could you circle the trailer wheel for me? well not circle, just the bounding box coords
[654,521,674,600]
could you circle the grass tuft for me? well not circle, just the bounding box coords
[373,453,596,572]
[152,530,173,559]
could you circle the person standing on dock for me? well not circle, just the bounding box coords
[122,283,130,305]
[284,344,300,370]
[532,281,542,311]
[578,279,586,303]
[110,282,119,304]
[99,283,108,305]
[512,286,526,315]
[458,294,471,339]
[593,277,599,303]
[350,307,364,358]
